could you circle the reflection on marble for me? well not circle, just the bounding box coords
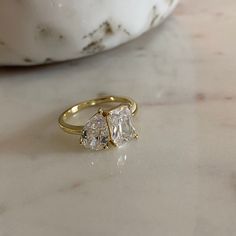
[0,0,236,235]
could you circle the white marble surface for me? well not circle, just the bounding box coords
[0,0,236,235]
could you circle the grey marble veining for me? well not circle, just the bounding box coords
[0,0,236,235]
[0,0,179,65]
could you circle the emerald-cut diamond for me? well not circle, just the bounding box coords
[81,113,110,151]
[107,105,137,147]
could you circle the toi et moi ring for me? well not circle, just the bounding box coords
[58,96,138,151]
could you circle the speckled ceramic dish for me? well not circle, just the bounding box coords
[0,0,179,66]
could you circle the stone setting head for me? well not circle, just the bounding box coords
[80,105,137,150]
[81,113,110,151]
[107,105,137,147]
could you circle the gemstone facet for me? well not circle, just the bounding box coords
[107,105,136,147]
[81,113,110,151]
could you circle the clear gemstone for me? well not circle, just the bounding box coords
[107,105,136,147]
[81,113,109,150]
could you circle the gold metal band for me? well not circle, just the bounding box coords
[58,96,137,135]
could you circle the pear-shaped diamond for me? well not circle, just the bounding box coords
[81,113,109,151]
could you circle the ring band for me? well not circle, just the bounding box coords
[58,96,138,151]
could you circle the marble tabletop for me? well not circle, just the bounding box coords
[0,0,236,235]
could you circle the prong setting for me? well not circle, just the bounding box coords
[80,138,83,145]
[127,103,132,110]
[98,108,109,117]
[98,108,104,114]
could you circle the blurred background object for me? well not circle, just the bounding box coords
[0,0,178,66]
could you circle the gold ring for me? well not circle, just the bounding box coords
[58,96,138,151]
